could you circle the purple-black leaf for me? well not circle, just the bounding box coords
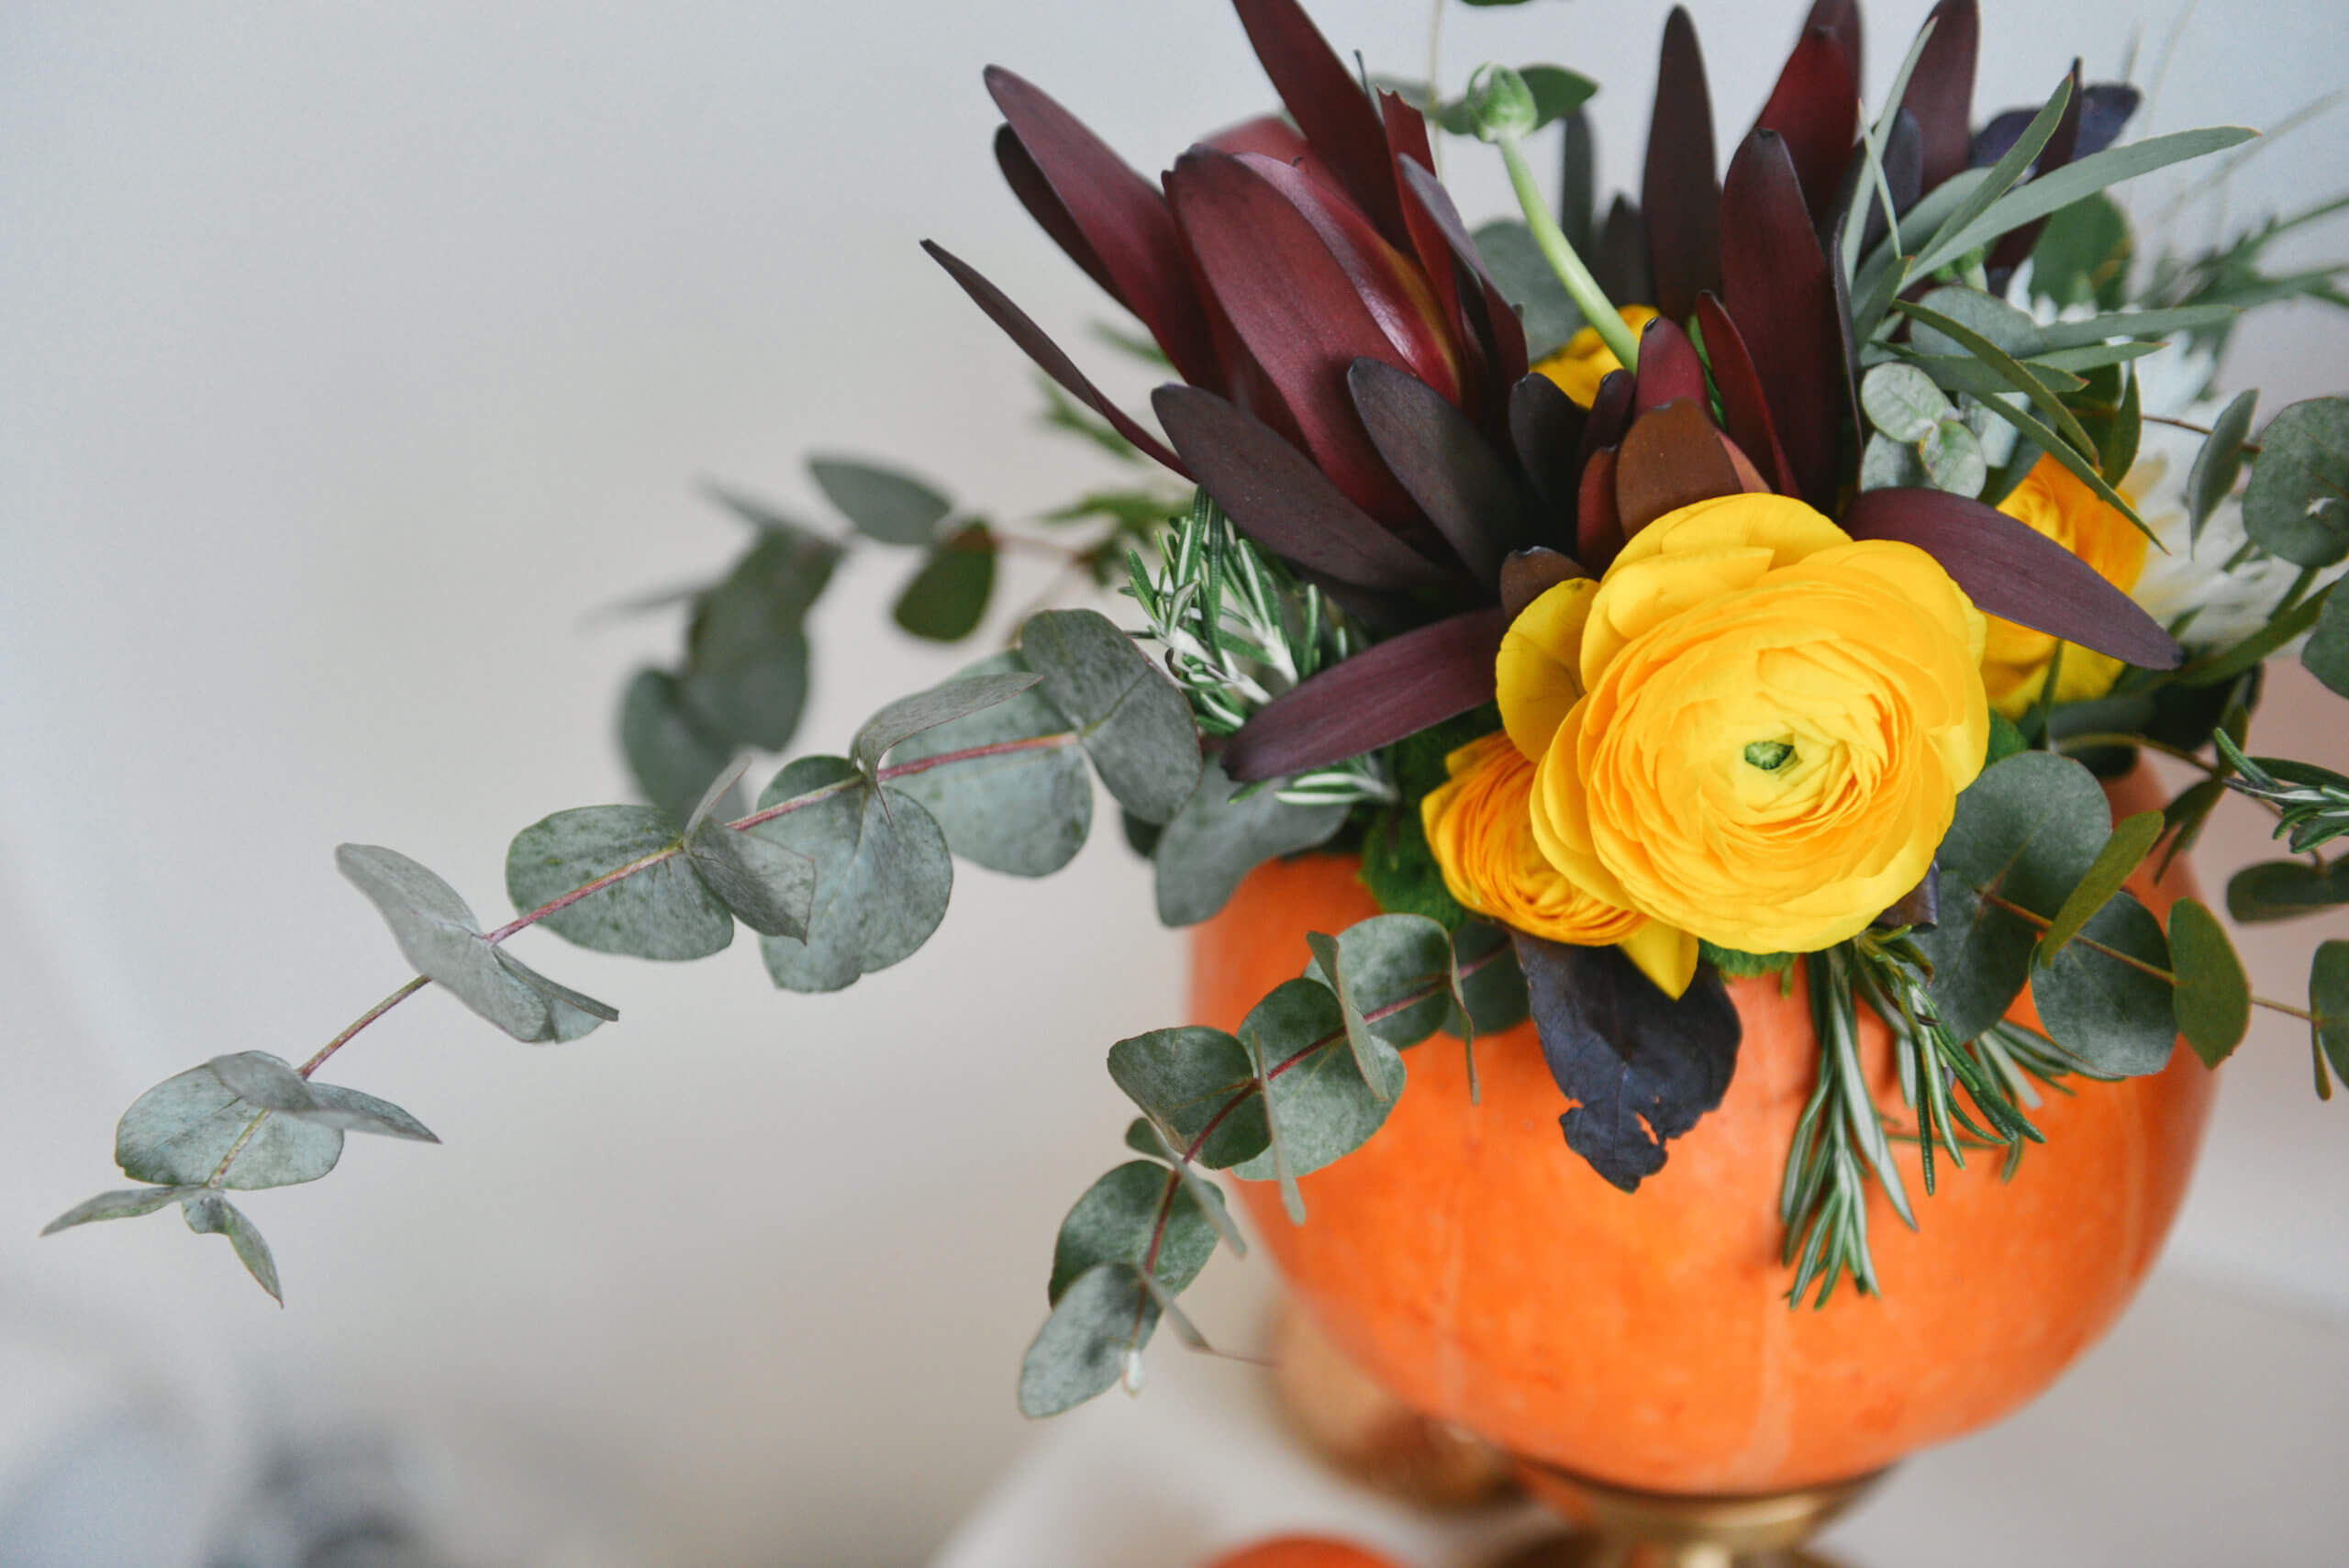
[1973,83,2141,167]
[1753,25,1860,227]
[1642,7,1722,323]
[1578,369,1638,469]
[1632,316,1708,415]
[1594,196,1653,313]
[1875,864,1940,933]
[1222,607,1508,781]
[1577,447,1625,571]
[1695,294,1797,495]
[1899,0,1980,193]
[1499,548,1586,618]
[1987,61,2087,282]
[1348,358,1526,586]
[1395,157,1530,389]
[1721,129,1846,507]
[1514,933,1741,1194]
[1230,0,1410,246]
[1508,372,1586,550]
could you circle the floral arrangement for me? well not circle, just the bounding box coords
[42,0,2349,1429]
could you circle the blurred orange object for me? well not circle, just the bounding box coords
[1205,1537,1407,1568]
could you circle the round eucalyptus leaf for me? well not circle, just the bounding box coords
[2303,584,2349,699]
[1105,1026,1268,1172]
[506,805,732,962]
[1907,284,2040,356]
[2031,891,2176,1076]
[750,757,952,993]
[116,1062,344,1190]
[1312,914,1457,1050]
[885,652,1091,877]
[850,669,1044,777]
[894,524,996,640]
[618,667,737,832]
[1153,761,1347,927]
[182,1193,281,1304]
[204,1051,440,1142]
[1021,608,1201,825]
[682,531,825,750]
[685,817,815,940]
[1019,1262,1153,1418]
[2167,898,2250,1068]
[1047,1161,1223,1306]
[809,455,952,545]
[2243,397,2349,569]
[1861,363,1950,443]
[1232,978,1396,1182]
[1920,417,1988,496]
[2313,940,2349,1084]
[1859,431,1929,491]
[2227,859,2348,923]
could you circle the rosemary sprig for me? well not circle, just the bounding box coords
[2212,729,2349,853]
[1125,492,1392,806]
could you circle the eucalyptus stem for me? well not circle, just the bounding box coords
[1975,887,2313,1019]
[1492,131,1639,370]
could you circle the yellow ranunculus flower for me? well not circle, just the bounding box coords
[1504,495,1988,955]
[1531,305,1660,407]
[1981,453,2149,717]
[1422,733,1698,996]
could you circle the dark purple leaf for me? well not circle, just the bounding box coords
[1874,864,1940,933]
[1721,129,1846,507]
[985,68,1220,387]
[1642,7,1721,323]
[1508,372,1586,550]
[1576,446,1625,571]
[1843,487,2184,669]
[1515,933,1741,1193]
[1857,108,1924,258]
[1617,398,1742,535]
[1802,0,1864,83]
[1987,61,2086,281]
[1167,148,1431,523]
[1152,384,1457,595]
[1499,548,1586,618]
[1577,368,1637,469]
[1231,0,1409,247]
[1223,606,1508,781]
[1395,157,1530,389]
[1559,108,1597,257]
[1973,83,2141,166]
[1347,359,1526,586]
[1594,195,1653,311]
[1632,315,1708,415]
[924,241,1187,477]
[1695,294,1797,495]
[1899,0,1980,193]
[1754,26,1860,227]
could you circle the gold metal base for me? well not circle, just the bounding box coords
[1488,1462,1885,1568]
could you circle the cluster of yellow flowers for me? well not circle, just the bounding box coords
[1422,457,2145,997]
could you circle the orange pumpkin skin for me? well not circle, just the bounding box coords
[1204,1538,1408,1568]
[1202,773,2215,1495]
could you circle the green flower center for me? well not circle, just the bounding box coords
[1743,740,1796,772]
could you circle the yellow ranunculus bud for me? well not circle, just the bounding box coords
[1421,733,1695,996]
[1522,494,1989,955]
[1981,454,2150,717]
[1531,305,1660,407]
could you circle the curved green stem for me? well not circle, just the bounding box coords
[1494,132,1639,370]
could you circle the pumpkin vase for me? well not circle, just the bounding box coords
[1195,768,2216,1553]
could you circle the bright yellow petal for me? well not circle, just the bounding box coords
[1619,920,1699,1000]
[1605,493,1851,576]
[1497,577,1597,760]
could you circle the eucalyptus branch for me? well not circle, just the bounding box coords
[1975,886,2314,1020]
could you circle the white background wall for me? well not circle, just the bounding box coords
[3,3,2344,1563]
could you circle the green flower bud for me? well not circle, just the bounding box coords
[1468,64,1539,143]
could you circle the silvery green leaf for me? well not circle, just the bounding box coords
[682,533,820,751]
[893,523,997,641]
[1860,432,1928,491]
[1231,978,1395,1182]
[41,1185,206,1235]
[1468,218,1584,358]
[685,817,815,940]
[1904,286,2042,358]
[1106,1026,1268,1171]
[1920,418,1988,497]
[885,652,1092,877]
[1152,761,1348,927]
[1447,920,1530,1040]
[340,845,616,1041]
[506,805,732,961]
[1047,1161,1223,1306]
[117,1061,344,1189]
[182,1193,281,1305]
[1019,1262,1153,1418]
[1120,1118,1247,1254]
[808,456,952,545]
[1315,914,1456,1053]
[2188,389,2258,543]
[1861,363,1950,443]
[619,667,737,830]
[204,1052,440,1142]
[1304,929,1405,1103]
[697,483,841,562]
[750,757,952,992]
[1022,608,1201,825]
[849,670,1043,776]
[2243,397,2349,569]
[2031,892,2176,1076]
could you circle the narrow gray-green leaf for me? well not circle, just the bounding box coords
[685,817,815,940]
[2024,305,2239,353]
[41,1185,206,1235]
[2313,940,2349,1085]
[850,670,1043,777]
[1120,1118,1247,1255]
[1153,760,1348,926]
[1911,75,2075,279]
[809,456,952,545]
[1305,930,1406,1103]
[117,1062,344,1189]
[506,806,730,962]
[1958,377,2154,540]
[2038,810,2165,962]
[182,1193,281,1305]
[205,1052,440,1142]
[885,651,1091,877]
[1893,297,2105,483]
[2188,390,2259,542]
[1018,1262,1153,1418]
[750,757,952,992]
[2031,892,2176,1076]
[1021,608,1201,825]
[2168,898,2250,1067]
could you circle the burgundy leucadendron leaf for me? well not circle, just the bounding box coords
[986,68,1220,388]
[1973,83,2140,166]
[1695,294,1798,495]
[1222,607,1509,781]
[1802,0,1864,82]
[1720,129,1846,508]
[1843,487,2183,669]
[1347,359,1526,586]
[1617,398,1742,535]
[1753,25,1861,228]
[1508,373,1586,549]
[1642,7,1721,324]
[1577,447,1625,571]
[1631,316,1708,415]
[1395,158,1530,390]
[1168,148,1431,523]
[1578,369,1638,470]
[1499,548,1586,618]
[1594,196,1653,312]
[1231,0,1410,247]
[1152,384,1457,597]
[1986,61,2086,281]
[1899,0,1980,193]
[1379,92,1465,352]
[924,241,1188,477]
[995,128,1118,303]
[1514,932,1741,1193]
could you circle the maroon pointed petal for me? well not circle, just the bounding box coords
[1987,61,2086,279]
[924,241,1188,478]
[1230,0,1411,247]
[1755,27,1861,227]
[1694,294,1797,495]
[1380,91,1465,351]
[1900,0,1980,193]
[1395,157,1530,389]
[1642,7,1721,323]
[1632,316,1708,415]
[1595,195,1654,310]
[1803,0,1864,83]
[1576,447,1626,571]
[1843,488,2183,669]
[1617,399,1742,535]
[1508,373,1586,551]
[1721,129,1846,508]
[1152,384,1458,596]
[1718,431,1773,493]
[1500,548,1588,618]
[1348,358,1527,586]
[1578,369,1638,470]
[1204,112,1314,163]
[1223,606,1509,781]
[995,127,1119,302]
